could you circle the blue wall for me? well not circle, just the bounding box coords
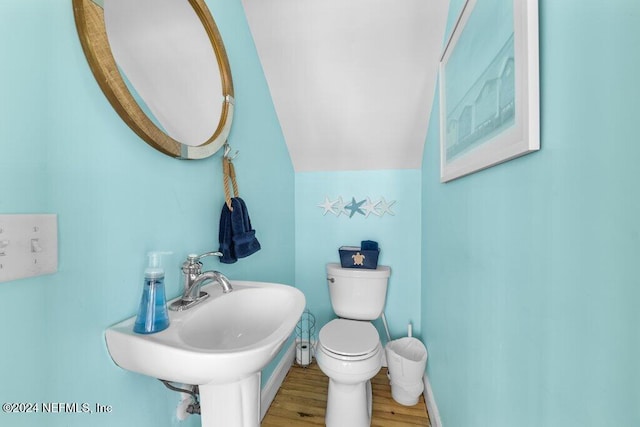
[422,0,640,426]
[295,170,422,344]
[7,0,640,426]
[0,3,52,423]
[0,1,294,426]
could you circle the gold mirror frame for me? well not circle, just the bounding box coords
[72,0,235,159]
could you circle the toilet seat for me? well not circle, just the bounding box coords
[319,319,380,360]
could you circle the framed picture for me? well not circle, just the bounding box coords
[439,0,539,182]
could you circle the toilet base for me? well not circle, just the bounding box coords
[315,319,383,427]
[325,379,372,427]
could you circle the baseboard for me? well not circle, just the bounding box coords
[260,341,296,420]
[423,374,442,427]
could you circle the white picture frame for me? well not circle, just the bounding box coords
[439,0,539,182]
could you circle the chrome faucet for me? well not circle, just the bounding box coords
[169,252,233,311]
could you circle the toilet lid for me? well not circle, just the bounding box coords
[319,319,380,357]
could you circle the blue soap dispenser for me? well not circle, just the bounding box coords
[134,251,171,334]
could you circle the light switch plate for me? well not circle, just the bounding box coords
[0,214,58,283]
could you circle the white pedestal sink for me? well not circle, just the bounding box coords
[105,281,305,427]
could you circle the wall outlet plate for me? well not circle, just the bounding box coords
[0,214,58,283]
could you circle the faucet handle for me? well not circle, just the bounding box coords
[188,251,223,262]
[183,252,223,274]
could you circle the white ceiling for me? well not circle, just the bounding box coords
[241,0,449,172]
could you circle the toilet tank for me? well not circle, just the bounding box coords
[326,263,391,320]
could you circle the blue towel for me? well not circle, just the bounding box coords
[361,240,378,251]
[218,197,261,264]
[218,201,236,263]
[232,198,261,258]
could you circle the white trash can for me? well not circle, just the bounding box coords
[385,337,428,406]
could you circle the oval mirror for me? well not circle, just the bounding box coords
[72,0,234,159]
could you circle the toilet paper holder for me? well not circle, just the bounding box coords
[295,309,316,367]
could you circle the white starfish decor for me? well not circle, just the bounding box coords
[317,196,338,216]
[376,197,396,216]
[334,196,349,217]
[317,196,396,218]
[361,198,381,217]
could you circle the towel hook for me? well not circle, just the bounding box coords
[223,142,239,161]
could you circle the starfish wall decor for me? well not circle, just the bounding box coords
[317,196,396,218]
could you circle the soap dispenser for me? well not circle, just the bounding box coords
[134,251,171,334]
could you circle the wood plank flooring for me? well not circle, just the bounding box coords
[262,362,430,426]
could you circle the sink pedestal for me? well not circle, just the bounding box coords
[199,373,261,427]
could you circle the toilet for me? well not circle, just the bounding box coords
[316,263,391,427]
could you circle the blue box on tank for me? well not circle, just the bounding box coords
[339,240,379,269]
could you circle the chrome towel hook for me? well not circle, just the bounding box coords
[223,142,239,160]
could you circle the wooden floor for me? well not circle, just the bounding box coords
[262,362,430,426]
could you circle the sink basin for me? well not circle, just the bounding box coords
[105,280,305,426]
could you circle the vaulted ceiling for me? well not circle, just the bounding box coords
[242,0,449,172]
